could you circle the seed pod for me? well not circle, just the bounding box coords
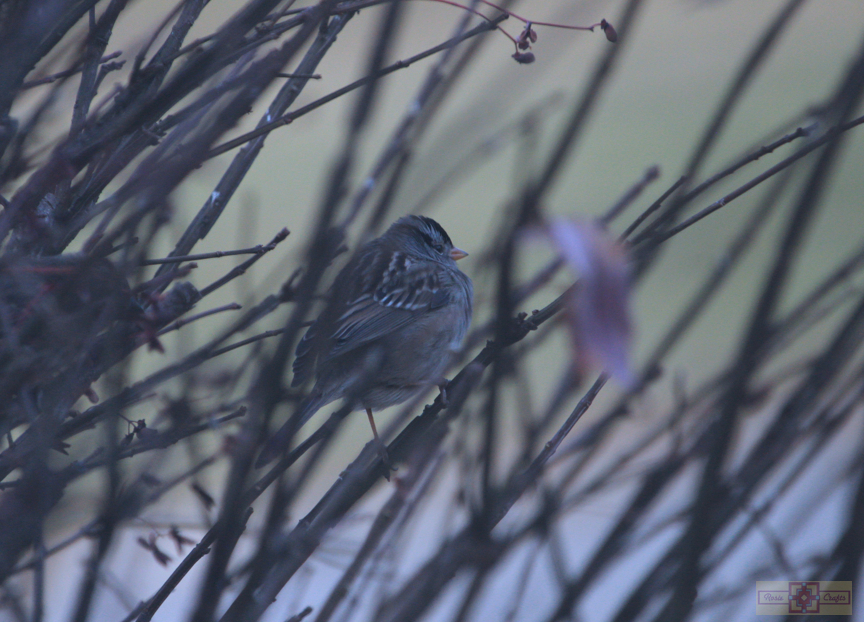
[516,23,538,50]
[600,19,617,42]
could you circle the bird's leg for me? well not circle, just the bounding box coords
[366,407,382,444]
[366,408,395,474]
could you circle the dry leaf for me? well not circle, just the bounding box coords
[545,219,634,386]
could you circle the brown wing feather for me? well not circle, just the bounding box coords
[292,244,450,383]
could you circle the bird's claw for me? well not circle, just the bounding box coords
[377,442,396,481]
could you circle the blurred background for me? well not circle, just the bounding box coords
[3,0,864,621]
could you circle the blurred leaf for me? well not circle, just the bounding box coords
[545,219,634,386]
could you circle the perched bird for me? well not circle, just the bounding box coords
[256,215,473,467]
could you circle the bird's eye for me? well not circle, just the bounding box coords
[433,244,444,253]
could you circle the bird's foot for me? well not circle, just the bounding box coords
[364,407,395,479]
[376,441,397,481]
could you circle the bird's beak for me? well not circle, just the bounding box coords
[450,247,468,261]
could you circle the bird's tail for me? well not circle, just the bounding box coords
[255,392,325,468]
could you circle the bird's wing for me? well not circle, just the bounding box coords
[292,247,451,384]
[324,249,450,360]
[291,320,318,386]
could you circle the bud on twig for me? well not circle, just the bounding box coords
[600,19,618,42]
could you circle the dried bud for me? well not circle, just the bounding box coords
[600,19,617,42]
[136,426,160,443]
[512,51,536,64]
[191,482,216,510]
[83,386,99,404]
[516,23,538,50]
[170,526,196,553]
[149,281,201,324]
[137,534,172,566]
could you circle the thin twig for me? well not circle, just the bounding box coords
[141,244,277,265]
[156,303,243,336]
[599,165,660,226]
[20,52,123,89]
[208,329,285,358]
[198,228,290,298]
[205,15,506,161]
